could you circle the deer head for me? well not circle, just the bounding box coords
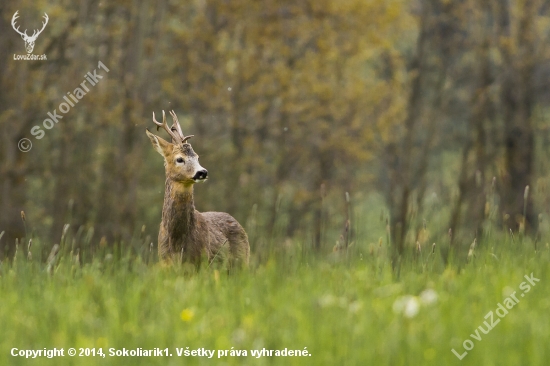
[11,11,49,54]
[146,110,208,185]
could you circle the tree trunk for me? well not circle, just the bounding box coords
[498,0,537,234]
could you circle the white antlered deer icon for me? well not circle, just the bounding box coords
[11,11,49,54]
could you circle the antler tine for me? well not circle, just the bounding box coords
[38,13,48,34]
[11,11,28,37]
[168,110,184,138]
[153,110,180,143]
[29,13,49,40]
[152,110,165,129]
[169,110,194,143]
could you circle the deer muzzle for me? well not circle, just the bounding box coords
[193,169,208,182]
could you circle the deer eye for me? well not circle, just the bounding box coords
[176,157,184,164]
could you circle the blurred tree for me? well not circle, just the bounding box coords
[378,0,458,262]
[164,0,414,251]
[0,0,549,264]
[497,0,539,234]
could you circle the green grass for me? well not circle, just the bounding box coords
[1,237,549,366]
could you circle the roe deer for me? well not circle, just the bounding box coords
[146,110,249,269]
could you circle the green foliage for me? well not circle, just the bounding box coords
[1,233,549,365]
[2,0,550,257]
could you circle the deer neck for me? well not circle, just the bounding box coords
[162,180,197,240]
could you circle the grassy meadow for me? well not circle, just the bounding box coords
[1,211,549,366]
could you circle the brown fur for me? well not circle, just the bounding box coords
[146,126,249,269]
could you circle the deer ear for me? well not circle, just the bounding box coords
[146,129,171,157]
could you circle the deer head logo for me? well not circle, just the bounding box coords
[11,11,49,54]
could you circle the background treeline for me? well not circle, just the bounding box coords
[1,0,550,264]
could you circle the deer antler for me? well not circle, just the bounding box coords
[152,110,194,144]
[11,11,48,40]
[169,110,194,143]
[11,11,27,37]
[29,13,49,40]
[152,111,181,143]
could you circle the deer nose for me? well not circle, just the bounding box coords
[193,169,208,180]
